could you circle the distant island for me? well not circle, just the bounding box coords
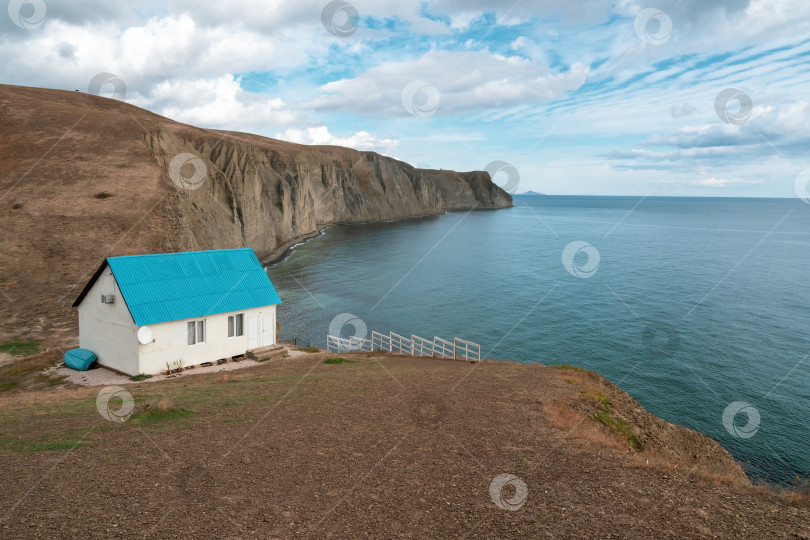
[517,190,546,196]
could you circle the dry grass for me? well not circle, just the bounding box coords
[542,397,626,451]
[0,350,58,378]
[790,493,810,508]
[545,366,643,452]
[140,398,176,412]
[547,364,810,502]
[788,477,810,507]
[628,452,748,487]
[0,346,73,393]
[544,382,752,489]
[131,398,193,423]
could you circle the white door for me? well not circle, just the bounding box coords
[247,315,259,349]
[262,312,275,346]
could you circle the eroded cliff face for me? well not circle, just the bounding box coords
[144,127,512,262]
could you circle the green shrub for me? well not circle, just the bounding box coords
[0,380,19,393]
[324,357,354,365]
[593,407,644,450]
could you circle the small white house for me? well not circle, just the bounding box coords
[72,248,282,376]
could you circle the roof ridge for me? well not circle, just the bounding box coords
[107,247,255,261]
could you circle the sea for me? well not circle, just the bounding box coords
[267,196,810,485]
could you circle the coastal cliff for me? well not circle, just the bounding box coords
[144,126,511,262]
[0,85,511,341]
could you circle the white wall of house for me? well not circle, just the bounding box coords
[77,268,139,375]
[137,305,277,375]
[77,268,278,376]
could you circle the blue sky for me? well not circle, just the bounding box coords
[2,0,810,196]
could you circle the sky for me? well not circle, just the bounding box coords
[2,0,810,197]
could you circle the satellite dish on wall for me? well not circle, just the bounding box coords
[137,326,153,345]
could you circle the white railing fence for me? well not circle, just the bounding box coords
[326,335,372,353]
[434,336,454,359]
[411,335,434,357]
[371,331,391,352]
[327,330,481,362]
[454,338,481,362]
[390,332,412,355]
[351,336,373,352]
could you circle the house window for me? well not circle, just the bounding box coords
[228,314,244,337]
[187,320,205,345]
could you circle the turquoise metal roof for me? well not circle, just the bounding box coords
[105,249,282,326]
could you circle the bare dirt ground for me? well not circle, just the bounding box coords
[0,352,807,539]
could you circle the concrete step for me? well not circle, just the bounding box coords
[246,344,285,361]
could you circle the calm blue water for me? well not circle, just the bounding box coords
[267,196,810,485]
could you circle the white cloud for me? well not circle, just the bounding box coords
[510,36,530,50]
[616,0,810,54]
[694,177,761,187]
[645,100,810,150]
[429,0,615,25]
[670,102,698,118]
[276,126,399,154]
[0,14,318,93]
[310,50,589,116]
[134,75,298,129]
[509,36,551,64]
[597,98,810,188]
[116,14,317,79]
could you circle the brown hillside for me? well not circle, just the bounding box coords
[0,85,511,344]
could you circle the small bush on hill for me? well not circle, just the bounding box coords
[324,357,354,365]
[130,399,194,423]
